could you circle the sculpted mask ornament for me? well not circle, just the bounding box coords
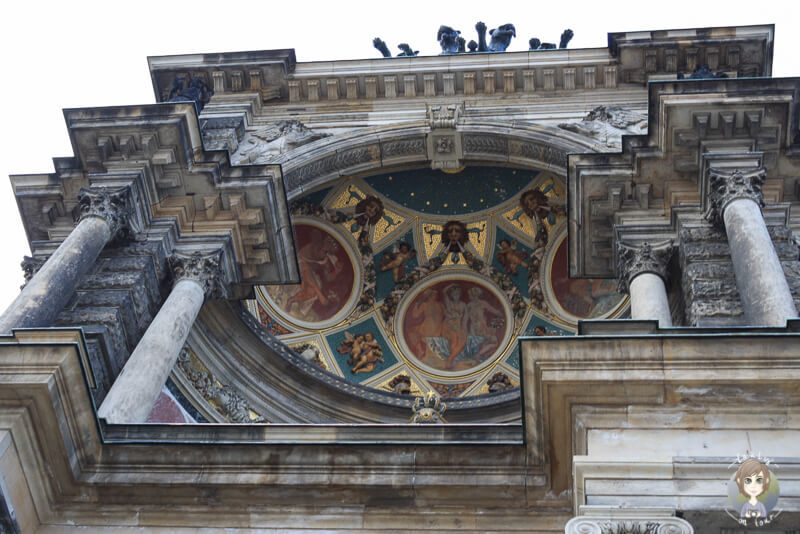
[616,241,674,293]
[20,256,45,287]
[77,186,133,240]
[441,220,469,254]
[408,391,447,423]
[354,195,385,230]
[428,103,462,129]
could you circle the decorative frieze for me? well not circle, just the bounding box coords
[644,48,658,73]
[483,71,495,94]
[345,78,358,100]
[306,79,320,101]
[727,46,740,68]
[279,61,637,103]
[403,75,416,97]
[686,48,698,71]
[543,68,555,90]
[665,49,677,72]
[707,47,720,70]
[503,71,515,93]
[604,65,617,88]
[365,77,377,99]
[423,74,436,97]
[523,70,535,92]
[230,71,243,92]
[463,72,476,95]
[384,75,397,98]
[249,70,262,91]
[176,346,267,423]
[584,67,596,89]
[563,67,576,90]
[212,71,225,93]
[326,79,339,100]
[288,80,300,102]
[442,73,455,95]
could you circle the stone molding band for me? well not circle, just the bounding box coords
[704,167,766,226]
[616,241,674,294]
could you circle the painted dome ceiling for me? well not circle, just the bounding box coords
[242,165,629,400]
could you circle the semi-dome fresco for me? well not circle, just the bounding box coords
[245,166,629,398]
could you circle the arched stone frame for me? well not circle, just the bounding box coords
[178,122,606,424]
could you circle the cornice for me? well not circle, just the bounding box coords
[9,103,299,294]
[568,77,800,279]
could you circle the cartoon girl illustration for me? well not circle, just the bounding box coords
[734,458,770,519]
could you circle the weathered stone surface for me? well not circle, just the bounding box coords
[688,300,744,325]
[705,168,766,227]
[0,216,113,333]
[629,273,672,326]
[683,261,735,280]
[98,278,206,423]
[724,198,798,326]
[99,250,226,423]
[684,278,740,301]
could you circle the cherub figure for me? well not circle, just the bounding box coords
[735,458,771,519]
[379,242,417,282]
[338,332,384,375]
[496,239,528,275]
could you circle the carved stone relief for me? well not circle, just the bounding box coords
[558,106,647,149]
[176,346,267,423]
[564,516,693,534]
[233,120,331,165]
[616,242,674,293]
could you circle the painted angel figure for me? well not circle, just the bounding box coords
[338,332,384,374]
[496,239,529,275]
[379,242,417,282]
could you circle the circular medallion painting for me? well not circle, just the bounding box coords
[263,220,359,328]
[545,234,626,320]
[396,274,512,376]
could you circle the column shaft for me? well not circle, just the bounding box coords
[723,198,798,326]
[0,217,111,333]
[98,279,205,423]
[629,272,672,327]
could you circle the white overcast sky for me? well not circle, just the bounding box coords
[0,1,795,312]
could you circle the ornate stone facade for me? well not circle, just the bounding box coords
[616,241,674,293]
[704,167,766,227]
[0,23,797,534]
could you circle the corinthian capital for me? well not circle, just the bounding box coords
[616,241,674,293]
[168,250,228,299]
[565,516,693,534]
[77,186,133,239]
[704,167,766,226]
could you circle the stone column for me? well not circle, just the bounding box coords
[706,168,798,327]
[0,187,131,333]
[98,251,225,424]
[617,242,674,327]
